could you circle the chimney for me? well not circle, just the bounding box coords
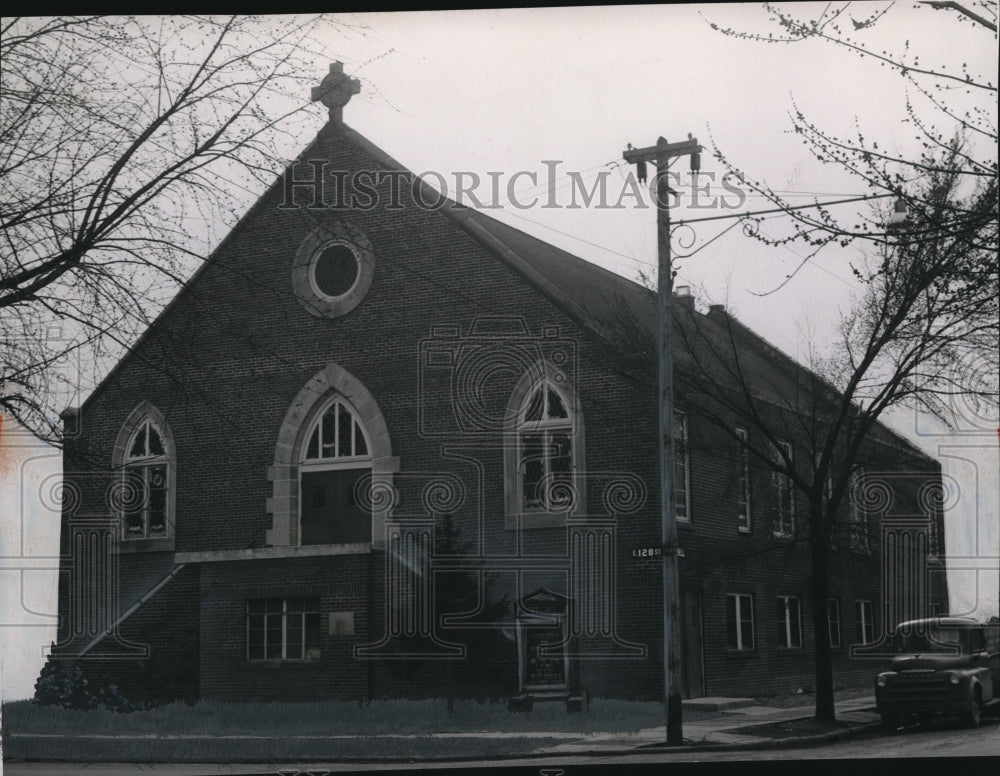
[60,406,80,438]
[708,304,727,317]
[311,62,361,124]
[673,285,695,311]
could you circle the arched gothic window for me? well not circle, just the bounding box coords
[123,418,170,539]
[517,381,574,512]
[299,397,373,545]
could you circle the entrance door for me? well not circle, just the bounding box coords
[300,468,371,545]
[681,591,705,698]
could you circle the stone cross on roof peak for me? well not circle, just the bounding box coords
[312,62,361,124]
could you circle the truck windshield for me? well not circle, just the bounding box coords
[894,627,965,653]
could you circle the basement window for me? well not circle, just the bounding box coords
[247,597,321,661]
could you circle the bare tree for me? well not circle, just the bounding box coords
[662,149,990,724]
[705,2,997,251]
[0,15,353,442]
[675,4,997,721]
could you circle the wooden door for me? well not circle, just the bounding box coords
[681,591,705,698]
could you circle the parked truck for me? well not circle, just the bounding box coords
[875,616,1000,731]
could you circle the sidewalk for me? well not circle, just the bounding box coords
[530,695,881,754]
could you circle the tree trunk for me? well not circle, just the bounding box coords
[810,499,836,722]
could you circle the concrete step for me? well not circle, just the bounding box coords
[681,697,757,712]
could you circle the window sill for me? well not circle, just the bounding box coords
[737,528,752,535]
[726,649,757,657]
[118,537,175,553]
[505,511,569,530]
[245,659,322,668]
[777,646,805,654]
[175,543,370,563]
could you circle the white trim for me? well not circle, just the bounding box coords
[856,599,875,644]
[726,592,755,651]
[828,598,842,648]
[246,596,321,662]
[849,468,871,553]
[735,427,751,532]
[772,440,794,537]
[299,457,371,472]
[504,362,585,529]
[777,595,802,649]
[309,240,362,302]
[267,363,396,547]
[291,223,375,319]
[674,410,691,522]
[112,403,177,543]
[300,397,373,464]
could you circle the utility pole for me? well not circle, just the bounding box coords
[622,135,701,746]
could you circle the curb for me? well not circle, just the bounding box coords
[645,719,883,753]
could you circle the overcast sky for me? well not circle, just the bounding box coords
[2,3,996,702]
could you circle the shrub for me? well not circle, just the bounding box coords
[33,659,153,713]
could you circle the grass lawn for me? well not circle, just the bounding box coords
[753,686,875,709]
[2,697,714,761]
[727,717,860,740]
[3,696,689,736]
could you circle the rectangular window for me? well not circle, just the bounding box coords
[771,441,794,536]
[674,410,691,521]
[855,599,874,645]
[726,593,755,651]
[828,599,841,648]
[849,469,870,553]
[929,509,941,557]
[777,596,802,648]
[813,453,833,503]
[735,428,751,532]
[247,597,321,661]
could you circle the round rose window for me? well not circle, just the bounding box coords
[292,223,375,318]
[312,244,360,299]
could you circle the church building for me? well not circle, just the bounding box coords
[51,64,948,705]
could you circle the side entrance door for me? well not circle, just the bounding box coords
[681,591,705,698]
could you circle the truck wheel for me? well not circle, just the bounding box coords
[880,714,900,733]
[963,698,981,729]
